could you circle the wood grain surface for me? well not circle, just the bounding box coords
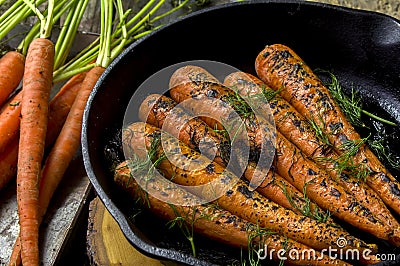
[87,198,165,266]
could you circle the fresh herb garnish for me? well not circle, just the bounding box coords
[334,135,371,182]
[167,204,220,257]
[282,180,332,223]
[368,137,400,170]
[262,85,282,102]
[306,114,333,148]
[317,69,396,127]
[246,223,276,266]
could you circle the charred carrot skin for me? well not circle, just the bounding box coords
[114,161,353,266]
[139,93,330,220]
[168,66,395,243]
[169,67,276,169]
[223,72,400,231]
[255,43,400,217]
[0,51,25,107]
[139,93,231,167]
[122,122,377,253]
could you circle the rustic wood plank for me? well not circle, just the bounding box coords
[87,197,164,266]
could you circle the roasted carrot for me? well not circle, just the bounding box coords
[16,37,55,266]
[0,72,85,192]
[0,51,25,106]
[139,93,332,222]
[0,92,22,154]
[168,65,398,244]
[169,66,276,171]
[223,71,400,231]
[122,121,377,253]
[114,160,356,266]
[255,43,400,217]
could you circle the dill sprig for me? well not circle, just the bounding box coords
[339,135,369,157]
[318,69,396,127]
[122,131,167,206]
[278,237,292,266]
[323,71,366,128]
[368,137,400,170]
[334,135,372,182]
[223,91,256,121]
[167,204,221,257]
[281,180,332,223]
[306,114,333,148]
[262,85,282,102]
[246,223,276,266]
[126,132,166,177]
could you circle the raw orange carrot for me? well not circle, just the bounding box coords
[0,51,25,107]
[17,37,54,266]
[0,72,86,192]
[0,92,22,154]
[0,137,19,190]
[7,72,86,266]
[39,66,104,219]
[45,70,86,146]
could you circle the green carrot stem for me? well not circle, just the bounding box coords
[110,0,129,60]
[53,38,100,82]
[21,0,54,39]
[0,4,33,40]
[18,0,73,55]
[54,0,188,82]
[42,0,54,38]
[53,63,95,83]
[123,0,158,31]
[96,0,113,68]
[54,0,89,69]
[150,0,189,22]
[126,0,166,37]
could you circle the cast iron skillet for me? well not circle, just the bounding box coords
[82,1,400,265]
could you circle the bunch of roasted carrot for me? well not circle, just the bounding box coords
[114,44,400,265]
[0,0,193,265]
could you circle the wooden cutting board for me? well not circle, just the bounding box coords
[87,197,166,266]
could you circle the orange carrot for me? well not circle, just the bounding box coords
[0,72,86,192]
[7,71,87,266]
[39,66,104,218]
[45,70,87,146]
[12,68,101,266]
[16,37,54,266]
[0,92,22,154]
[0,138,19,190]
[0,51,25,107]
